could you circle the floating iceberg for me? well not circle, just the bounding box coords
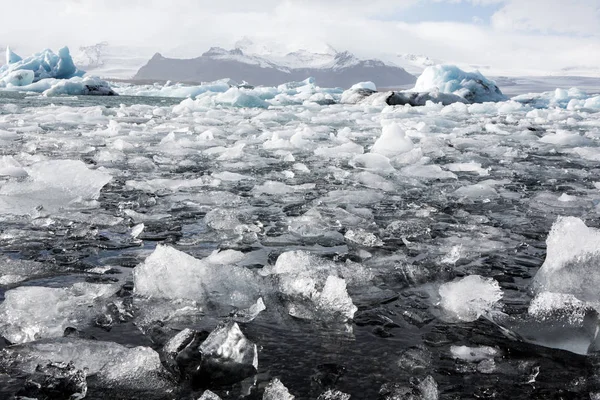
[413,65,506,103]
[0,47,84,82]
[342,65,505,106]
[0,46,116,96]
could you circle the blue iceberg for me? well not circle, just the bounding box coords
[1,46,85,82]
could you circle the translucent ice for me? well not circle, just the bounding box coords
[1,338,174,392]
[199,321,258,383]
[450,345,498,362]
[0,160,112,216]
[533,217,600,309]
[0,283,119,343]
[438,275,502,322]
[263,378,295,400]
[262,251,361,321]
[133,245,262,309]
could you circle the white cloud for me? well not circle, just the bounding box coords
[1,0,599,76]
[491,0,600,36]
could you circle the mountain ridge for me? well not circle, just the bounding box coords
[134,46,416,88]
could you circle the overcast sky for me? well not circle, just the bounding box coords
[2,0,599,74]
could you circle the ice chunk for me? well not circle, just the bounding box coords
[445,162,489,176]
[0,283,119,343]
[232,297,267,323]
[264,378,295,400]
[533,217,600,307]
[215,87,269,108]
[450,345,498,362]
[344,229,384,247]
[528,292,588,324]
[14,361,87,400]
[317,276,358,321]
[199,390,222,400]
[438,275,502,322]
[401,165,457,180]
[0,256,55,285]
[133,245,262,309]
[413,65,506,103]
[198,321,258,384]
[1,338,174,392]
[317,389,351,400]
[42,76,117,96]
[379,376,438,400]
[371,123,414,157]
[0,160,112,216]
[262,251,362,321]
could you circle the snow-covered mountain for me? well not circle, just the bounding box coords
[395,53,442,76]
[134,45,416,88]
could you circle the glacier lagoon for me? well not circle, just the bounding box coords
[1,57,600,399]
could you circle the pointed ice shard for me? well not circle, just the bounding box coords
[6,46,22,64]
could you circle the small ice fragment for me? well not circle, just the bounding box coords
[263,378,295,400]
[371,123,413,157]
[450,345,498,362]
[199,390,222,400]
[558,193,576,202]
[438,275,502,322]
[317,389,351,400]
[233,297,267,323]
[130,223,145,238]
[199,321,258,384]
[344,229,384,247]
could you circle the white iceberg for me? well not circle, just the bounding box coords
[413,65,506,103]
